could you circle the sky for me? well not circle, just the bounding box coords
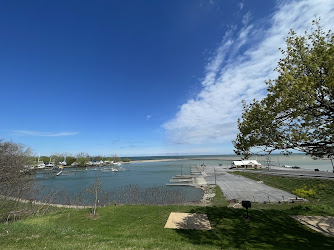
[1,0,334,157]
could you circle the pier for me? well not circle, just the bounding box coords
[166,166,205,187]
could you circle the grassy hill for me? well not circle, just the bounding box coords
[1,177,334,249]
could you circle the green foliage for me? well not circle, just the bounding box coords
[212,186,228,207]
[122,157,131,162]
[92,156,104,162]
[39,156,50,163]
[66,156,76,166]
[233,19,334,159]
[293,186,316,198]
[112,155,121,162]
[77,157,88,166]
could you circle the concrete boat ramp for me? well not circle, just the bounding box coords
[202,165,302,203]
[167,165,303,203]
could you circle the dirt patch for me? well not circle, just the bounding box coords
[164,212,211,230]
[292,216,334,237]
[86,213,100,220]
[228,199,242,208]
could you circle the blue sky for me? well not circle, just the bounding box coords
[1,0,333,157]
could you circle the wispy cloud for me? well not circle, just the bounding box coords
[163,0,334,145]
[13,130,79,137]
[146,114,151,120]
[239,1,244,11]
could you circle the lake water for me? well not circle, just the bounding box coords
[34,154,333,205]
[35,161,204,204]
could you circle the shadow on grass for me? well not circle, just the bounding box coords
[175,206,334,249]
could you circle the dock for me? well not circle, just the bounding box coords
[166,165,207,187]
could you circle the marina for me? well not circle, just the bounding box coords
[30,154,333,205]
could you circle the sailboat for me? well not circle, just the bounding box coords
[60,156,67,166]
[45,157,54,168]
[36,154,46,169]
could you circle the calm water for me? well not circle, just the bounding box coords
[34,154,333,204]
[35,161,204,203]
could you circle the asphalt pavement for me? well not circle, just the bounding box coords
[202,165,300,203]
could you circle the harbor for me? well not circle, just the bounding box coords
[30,155,334,205]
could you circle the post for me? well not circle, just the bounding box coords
[214,168,216,185]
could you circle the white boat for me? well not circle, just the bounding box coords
[60,156,67,166]
[101,167,118,172]
[45,156,54,168]
[37,163,46,169]
[118,167,129,171]
[36,154,45,169]
[113,162,121,166]
[45,162,54,168]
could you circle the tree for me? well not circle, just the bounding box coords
[86,176,103,219]
[112,155,121,163]
[50,153,64,166]
[76,152,89,159]
[0,139,32,189]
[122,158,131,162]
[77,157,88,166]
[233,20,334,160]
[39,156,50,163]
[0,139,35,221]
[66,156,76,166]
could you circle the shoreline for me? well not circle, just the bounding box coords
[129,158,187,163]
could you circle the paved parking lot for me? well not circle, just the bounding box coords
[243,169,334,180]
[202,165,299,203]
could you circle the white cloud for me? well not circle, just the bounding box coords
[239,1,244,11]
[13,130,79,137]
[146,114,151,119]
[163,0,334,145]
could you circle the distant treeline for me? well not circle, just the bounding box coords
[31,153,131,166]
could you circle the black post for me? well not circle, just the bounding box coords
[242,200,251,219]
[214,168,216,185]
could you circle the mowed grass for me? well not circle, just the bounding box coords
[1,177,334,249]
[1,202,334,249]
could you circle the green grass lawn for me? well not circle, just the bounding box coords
[1,204,334,249]
[1,176,334,249]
